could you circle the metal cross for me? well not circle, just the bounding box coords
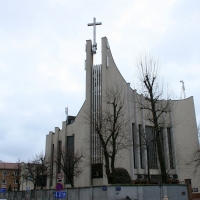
[88,17,102,54]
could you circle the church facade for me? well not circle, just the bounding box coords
[45,37,200,191]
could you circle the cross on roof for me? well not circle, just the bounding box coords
[88,17,102,54]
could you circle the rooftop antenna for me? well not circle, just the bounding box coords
[65,107,68,122]
[180,80,186,99]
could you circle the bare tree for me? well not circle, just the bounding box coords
[9,159,22,191]
[22,153,50,190]
[137,127,157,183]
[136,54,171,183]
[86,85,131,184]
[138,126,175,184]
[191,149,200,173]
[54,147,83,187]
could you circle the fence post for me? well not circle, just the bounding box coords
[185,179,192,200]
[163,195,169,200]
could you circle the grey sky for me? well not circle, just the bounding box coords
[0,0,199,162]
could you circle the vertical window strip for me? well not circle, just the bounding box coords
[92,65,102,165]
[67,136,74,152]
[58,141,62,173]
[66,136,74,184]
[132,123,137,168]
[139,125,144,169]
[50,144,54,186]
[167,128,174,169]
[159,128,165,155]
[146,126,158,169]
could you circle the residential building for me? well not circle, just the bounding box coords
[0,162,20,191]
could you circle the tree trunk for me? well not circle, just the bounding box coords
[104,150,112,184]
[156,133,167,183]
[146,147,151,184]
[34,183,36,190]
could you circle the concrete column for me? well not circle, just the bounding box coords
[162,185,168,199]
[101,37,108,185]
[140,94,147,174]
[127,83,134,179]
[101,37,107,92]
[185,179,192,200]
[133,90,141,172]
[137,186,143,200]
[85,40,93,186]
[169,100,178,175]
[161,100,170,171]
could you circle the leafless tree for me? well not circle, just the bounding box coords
[54,147,83,187]
[138,126,175,184]
[136,54,172,183]
[137,127,157,183]
[9,159,22,191]
[191,149,200,173]
[86,85,131,184]
[22,153,50,190]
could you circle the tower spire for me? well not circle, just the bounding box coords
[87,17,102,54]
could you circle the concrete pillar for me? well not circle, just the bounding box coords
[137,186,143,200]
[163,195,169,200]
[127,83,134,179]
[162,185,168,199]
[133,90,141,173]
[185,179,192,200]
[85,40,93,186]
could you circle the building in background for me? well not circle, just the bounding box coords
[20,161,47,191]
[0,162,20,191]
[45,37,200,191]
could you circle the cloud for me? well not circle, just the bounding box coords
[0,0,199,162]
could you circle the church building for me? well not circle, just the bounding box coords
[45,23,199,191]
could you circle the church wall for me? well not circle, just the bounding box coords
[172,97,199,190]
[45,132,53,164]
[45,36,200,190]
[100,37,177,181]
[101,37,134,181]
[71,101,92,187]
[45,100,91,188]
[49,126,66,189]
[80,39,93,186]
[45,132,53,188]
[130,89,183,179]
[45,40,94,188]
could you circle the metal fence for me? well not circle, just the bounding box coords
[0,184,189,200]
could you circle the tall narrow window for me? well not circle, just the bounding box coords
[66,136,74,184]
[57,141,62,173]
[132,123,137,168]
[139,125,144,169]
[167,127,174,169]
[91,65,102,165]
[146,126,158,169]
[50,144,54,186]
[67,136,74,152]
[159,128,165,155]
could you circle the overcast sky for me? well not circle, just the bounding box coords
[0,0,200,162]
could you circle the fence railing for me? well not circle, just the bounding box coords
[0,184,189,200]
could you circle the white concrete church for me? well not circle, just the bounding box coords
[45,22,200,191]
